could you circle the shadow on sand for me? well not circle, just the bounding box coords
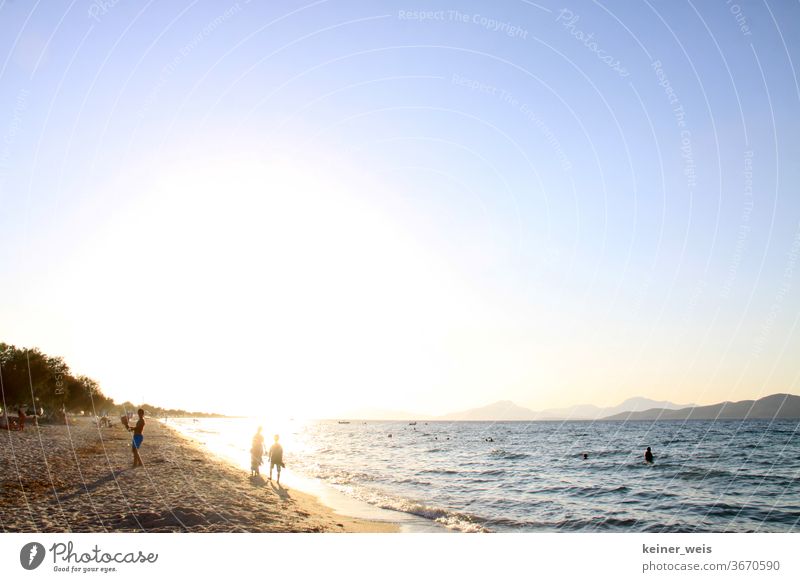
[270,482,289,499]
[57,470,123,501]
[248,475,289,499]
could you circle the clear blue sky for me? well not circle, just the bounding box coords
[1,1,799,416]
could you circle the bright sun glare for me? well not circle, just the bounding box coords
[60,151,475,418]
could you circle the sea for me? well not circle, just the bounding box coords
[169,417,800,533]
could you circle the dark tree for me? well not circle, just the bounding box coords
[0,343,113,415]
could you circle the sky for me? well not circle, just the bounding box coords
[1,0,799,418]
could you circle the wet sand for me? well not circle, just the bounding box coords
[0,418,396,532]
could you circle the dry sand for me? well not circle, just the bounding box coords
[0,418,396,532]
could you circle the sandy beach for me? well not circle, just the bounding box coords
[0,418,396,533]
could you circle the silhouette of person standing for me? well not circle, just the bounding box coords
[645,446,654,464]
[268,434,284,485]
[250,426,265,477]
[130,409,145,468]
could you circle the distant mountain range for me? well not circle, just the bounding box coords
[337,393,800,421]
[601,393,800,421]
[437,397,694,421]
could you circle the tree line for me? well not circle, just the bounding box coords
[1,343,225,418]
[0,343,114,415]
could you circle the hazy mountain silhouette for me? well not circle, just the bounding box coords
[335,394,799,421]
[601,393,800,421]
[538,397,694,420]
[438,397,693,421]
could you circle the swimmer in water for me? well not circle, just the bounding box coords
[645,446,654,463]
[583,453,588,460]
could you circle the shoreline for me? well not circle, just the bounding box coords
[0,418,397,532]
[166,419,447,533]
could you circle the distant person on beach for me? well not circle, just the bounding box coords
[268,434,284,485]
[17,407,26,431]
[645,447,654,464]
[129,409,145,468]
[250,426,265,477]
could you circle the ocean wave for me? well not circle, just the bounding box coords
[324,481,490,532]
[636,489,677,500]
[530,485,574,495]
[489,449,530,460]
[575,485,629,497]
[674,467,734,481]
[556,516,640,531]
[376,499,488,533]
[578,449,626,458]
[482,516,529,528]
[395,477,432,486]
[642,523,697,533]
[309,468,378,485]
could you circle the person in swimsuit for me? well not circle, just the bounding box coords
[17,407,26,431]
[645,446,654,464]
[268,434,284,485]
[130,409,145,468]
[250,426,265,477]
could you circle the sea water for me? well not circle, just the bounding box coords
[170,418,800,532]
